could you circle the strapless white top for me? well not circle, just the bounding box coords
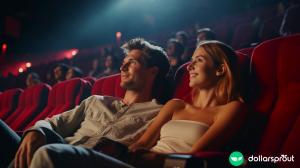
[151,120,209,153]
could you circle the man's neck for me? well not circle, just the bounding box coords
[122,89,153,105]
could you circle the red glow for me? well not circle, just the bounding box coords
[26,62,32,68]
[2,43,7,54]
[71,49,78,56]
[116,32,122,38]
[2,43,7,50]
[18,68,24,73]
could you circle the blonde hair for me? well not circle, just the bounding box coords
[192,40,241,104]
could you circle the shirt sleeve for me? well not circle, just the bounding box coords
[26,96,96,138]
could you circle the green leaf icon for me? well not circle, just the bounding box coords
[229,151,244,166]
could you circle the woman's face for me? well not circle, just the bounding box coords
[105,56,113,68]
[65,69,74,80]
[187,47,219,89]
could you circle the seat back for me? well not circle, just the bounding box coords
[0,88,23,120]
[237,47,254,58]
[25,78,91,128]
[92,74,125,98]
[8,84,50,131]
[250,34,300,167]
[91,73,171,104]
[83,76,97,86]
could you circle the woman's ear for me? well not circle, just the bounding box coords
[216,64,226,76]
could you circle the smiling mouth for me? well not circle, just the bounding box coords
[189,73,198,78]
[121,73,129,78]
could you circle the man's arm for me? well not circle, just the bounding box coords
[14,95,96,168]
[26,95,95,137]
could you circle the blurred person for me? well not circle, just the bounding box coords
[99,54,119,77]
[65,66,83,80]
[196,28,216,44]
[176,30,195,64]
[166,38,184,77]
[279,4,300,36]
[175,31,189,47]
[88,57,103,78]
[26,72,41,88]
[53,63,69,83]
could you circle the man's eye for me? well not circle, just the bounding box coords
[129,60,137,65]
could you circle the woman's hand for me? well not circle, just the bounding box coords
[128,142,143,152]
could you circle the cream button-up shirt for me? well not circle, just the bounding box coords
[30,95,162,148]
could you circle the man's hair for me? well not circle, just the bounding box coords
[28,72,41,84]
[56,63,69,74]
[121,38,170,80]
[121,38,170,102]
[167,38,184,58]
[71,66,83,78]
[175,31,189,46]
[197,28,216,40]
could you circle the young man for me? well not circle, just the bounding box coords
[1,38,170,168]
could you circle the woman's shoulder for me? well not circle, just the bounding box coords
[224,100,245,109]
[164,98,187,110]
[217,100,246,117]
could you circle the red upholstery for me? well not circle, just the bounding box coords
[25,78,91,128]
[83,76,97,86]
[92,74,125,98]
[6,84,51,131]
[250,34,300,167]
[173,63,192,103]
[0,88,23,120]
[5,90,26,125]
[237,47,254,57]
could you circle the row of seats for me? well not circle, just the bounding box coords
[0,78,92,131]
[0,34,299,167]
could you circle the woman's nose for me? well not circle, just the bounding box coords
[187,62,194,71]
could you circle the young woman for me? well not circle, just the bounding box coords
[129,40,246,155]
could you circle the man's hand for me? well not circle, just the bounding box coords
[14,131,46,168]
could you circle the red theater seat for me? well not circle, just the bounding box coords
[25,78,91,129]
[83,76,97,86]
[6,84,50,131]
[250,34,300,167]
[237,47,254,57]
[0,88,23,120]
[92,74,125,98]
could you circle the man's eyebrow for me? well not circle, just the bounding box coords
[123,57,140,63]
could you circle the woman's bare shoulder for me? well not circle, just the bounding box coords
[164,99,187,110]
[218,100,246,116]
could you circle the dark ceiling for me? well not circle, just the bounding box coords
[0,0,280,56]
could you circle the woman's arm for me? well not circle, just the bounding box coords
[189,101,246,154]
[129,99,185,151]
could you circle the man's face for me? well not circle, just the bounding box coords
[119,49,150,91]
[197,32,207,43]
[54,66,63,81]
